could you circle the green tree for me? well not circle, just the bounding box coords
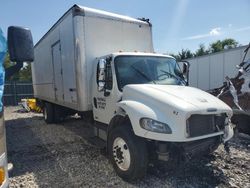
[210,40,223,53]
[209,38,238,53]
[163,38,239,60]
[178,49,194,60]
[19,64,32,81]
[195,44,209,57]
[3,52,32,81]
[169,53,181,61]
[222,38,238,49]
[3,52,13,69]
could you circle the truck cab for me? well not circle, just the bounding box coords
[91,52,234,180]
[93,52,186,124]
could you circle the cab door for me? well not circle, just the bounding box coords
[93,58,117,124]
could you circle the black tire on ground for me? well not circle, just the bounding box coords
[43,102,54,124]
[54,105,63,123]
[108,124,148,182]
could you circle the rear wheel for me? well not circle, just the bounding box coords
[108,125,148,181]
[54,105,63,123]
[43,102,54,124]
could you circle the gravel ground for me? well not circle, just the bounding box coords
[4,106,250,188]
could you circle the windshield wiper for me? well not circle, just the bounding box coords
[160,70,186,85]
[131,66,156,84]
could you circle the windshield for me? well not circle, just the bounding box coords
[115,55,185,91]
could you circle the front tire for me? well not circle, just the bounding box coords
[108,125,148,181]
[43,102,54,124]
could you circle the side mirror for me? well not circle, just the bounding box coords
[7,26,34,63]
[97,59,106,92]
[178,61,190,85]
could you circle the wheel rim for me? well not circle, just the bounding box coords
[44,107,47,120]
[112,137,131,171]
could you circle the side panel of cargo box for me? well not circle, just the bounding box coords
[33,6,154,112]
[78,13,153,110]
[32,11,78,110]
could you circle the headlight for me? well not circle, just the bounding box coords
[140,118,172,134]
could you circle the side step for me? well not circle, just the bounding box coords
[88,122,108,149]
[88,136,106,149]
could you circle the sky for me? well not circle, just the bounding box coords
[1,0,250,54]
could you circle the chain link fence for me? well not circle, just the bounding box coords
[3,81,33,106]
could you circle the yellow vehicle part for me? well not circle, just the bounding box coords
[21,98,42,113]
[27,99,42,112]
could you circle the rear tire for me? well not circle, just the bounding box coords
[43,102,54,124]
[54,105,63,123]
[108,125,148,182]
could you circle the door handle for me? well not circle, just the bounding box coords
[69,88,76,92]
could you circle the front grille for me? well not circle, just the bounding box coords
[187,114,226,138]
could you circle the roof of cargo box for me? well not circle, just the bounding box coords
[35,4,151,47]
[75,5,150,24]
[112,52,174,59]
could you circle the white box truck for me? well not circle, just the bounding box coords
[32,5,234,181]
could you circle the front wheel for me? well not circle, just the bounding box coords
[108,125,148,181]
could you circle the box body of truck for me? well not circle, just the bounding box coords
[32,5,153,111]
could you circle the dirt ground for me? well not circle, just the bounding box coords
[4,106,250,188]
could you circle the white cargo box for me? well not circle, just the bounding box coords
[32,5,153,111]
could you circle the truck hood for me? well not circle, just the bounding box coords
[122,84,232,115]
